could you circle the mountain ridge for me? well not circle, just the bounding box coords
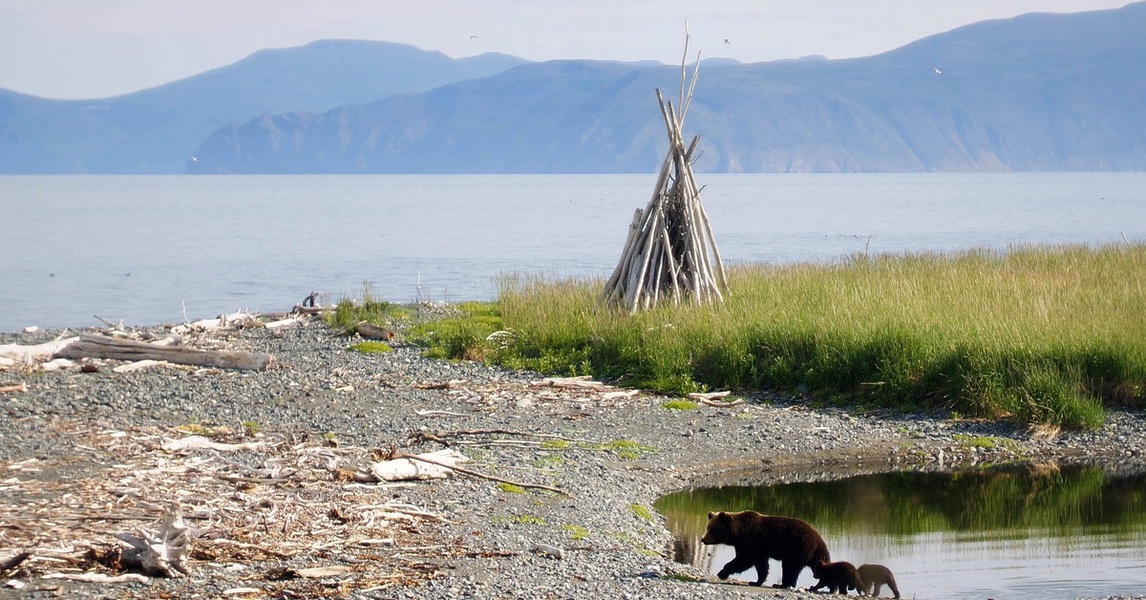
[3,4,1144,174]
[188,2,1146,174]
[0,40,527,173]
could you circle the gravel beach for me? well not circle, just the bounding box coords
[2,315,1145,599]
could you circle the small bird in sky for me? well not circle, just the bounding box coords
[934,67,943,74]
[724,38,731,44]
[470,34,479,40]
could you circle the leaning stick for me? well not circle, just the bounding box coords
[660,226,682,300]
[398,452,571,497]
[603,208,644,297]
[679,22,690,115]
[684,163,727,291]
[680,50,702,128]
[627,204,661,312]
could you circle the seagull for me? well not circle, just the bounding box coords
[724,38,731,45]
[470,34,479,40]
[934,67,943,74]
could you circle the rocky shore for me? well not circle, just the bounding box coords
[2,316,1145,599]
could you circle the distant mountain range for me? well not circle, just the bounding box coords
[0,41,525,173]
[3,3,1145,174]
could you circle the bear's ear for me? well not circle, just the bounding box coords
[707,511,716,519]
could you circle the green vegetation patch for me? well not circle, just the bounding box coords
[408,301,504,361]
[589,439,657,461]
[498,482,527,494]
[324,284,409,333]
[533,453,565,469]
[662,399,700,411]
[629,504,654,522]
[953,433,1021,453]
[413,245,1146,430]
[174,422,231,438]
[562,524,590,540]
[492,514,546,526]
[349,341,393,354]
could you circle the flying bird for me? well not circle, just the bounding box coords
[934,67,943,74]
[724,38,731,44]
[470,34,479,40]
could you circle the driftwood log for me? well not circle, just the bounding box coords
[354,321,396,340]
[54,333,273,371]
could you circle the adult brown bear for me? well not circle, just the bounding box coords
[700,510,831,588]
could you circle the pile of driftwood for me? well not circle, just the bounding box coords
[0,310,299,374]
[0,423,454,592]
[602,39,726,313]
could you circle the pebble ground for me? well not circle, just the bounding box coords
[2,317,1144,599]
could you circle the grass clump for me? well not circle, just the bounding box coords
[324,283,408,334]
[630,504,655,522]
[562,524,590,540]
[591,439,656,460]
[408,301,504,361]
[954,434,1020,453]
[349,341,393,354]
[174,422,230,437]
[533,453,565,469]
[498,483,527,494]
[421,245,1146,430]
[662,399,700,411]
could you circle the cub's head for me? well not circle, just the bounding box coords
[700,510,733,545]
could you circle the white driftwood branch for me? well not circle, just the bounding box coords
[54,333,273,371]
[161,435,267,453]
[370,449,470,481]
[44,572,150,584]
[114,513,191,578]
[0,337,80,365]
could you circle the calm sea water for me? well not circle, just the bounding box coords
[2,173,1144,332]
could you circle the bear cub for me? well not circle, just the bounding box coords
[700,510,830,588]
[858,563,900,598]
[811,560,865,595]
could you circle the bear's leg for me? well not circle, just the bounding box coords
[887,577,900,599]
[872,582,882,596]
[716,551,755,581]
[774,559,801,589]
[751,558,770,586]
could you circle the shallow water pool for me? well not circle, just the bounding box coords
[655,463,1146,599]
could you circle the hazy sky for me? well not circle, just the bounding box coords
[0,1,1132,99]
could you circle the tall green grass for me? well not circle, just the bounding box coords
[426,245,1146,429]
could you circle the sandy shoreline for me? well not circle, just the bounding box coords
[2,316,1145,599]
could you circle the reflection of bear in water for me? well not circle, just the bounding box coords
[811,560,865,594]
[858,563,901,598]
[700,510,830,588]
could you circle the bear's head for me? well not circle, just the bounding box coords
[700,510,734,545]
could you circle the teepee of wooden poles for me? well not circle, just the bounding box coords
[602,45,727,313]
